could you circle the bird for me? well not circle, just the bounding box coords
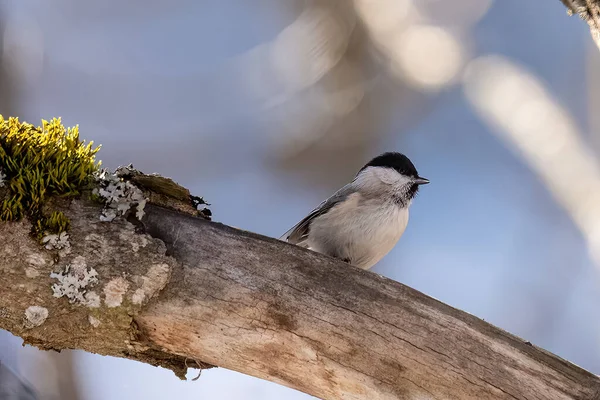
[280,152,428,270]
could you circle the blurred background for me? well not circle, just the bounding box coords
[1,0,599,399]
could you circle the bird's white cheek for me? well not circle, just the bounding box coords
[374,168,397,185]
[372,167,413,187]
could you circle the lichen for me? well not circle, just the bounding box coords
[119,229,149,253]
[0,116,101,237]
[103,277,130,308]
[93,166,147,222]
[25,268,39,278]
[131,263,170,305]
[88,315,101,327]
[25,253,46,267]
[50,256,99,306]
[42,231,70,250]
[24,306,48,328]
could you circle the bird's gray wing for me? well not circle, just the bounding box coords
[280,184,354,246]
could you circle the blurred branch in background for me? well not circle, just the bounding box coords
[264,0,392,187]
[266,0,492,188]
[2,0,490,189]
[561,0,600,49]
[0,362,38,400]
[464,55,600,268]
[11,349,82,400]
[588,38,600,152]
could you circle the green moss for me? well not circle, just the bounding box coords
[0,116,101,236]
[36,211,70,234]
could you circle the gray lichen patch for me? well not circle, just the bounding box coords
[109,166,211,219]
[119,230,149,253]
[84,291,101,308]
[103,277,130,308]
[50,256,99,306]
[84,233,110,260]
[25,268,39,278]
[24,253,47,278]
[131,264,171,305]
[93,167,147,222]
[42,231,71,253]
[24,306,48,328]
[88,315,101,328]
[25,254,46,268]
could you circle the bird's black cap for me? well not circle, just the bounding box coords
[359,152,421,178]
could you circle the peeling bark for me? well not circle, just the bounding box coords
[0,183,599,399]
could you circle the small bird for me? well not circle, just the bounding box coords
[280,152,428,270]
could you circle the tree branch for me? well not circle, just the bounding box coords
[561,0,600,49]
[0,185,598,400]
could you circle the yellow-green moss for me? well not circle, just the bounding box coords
[0,116,101,236]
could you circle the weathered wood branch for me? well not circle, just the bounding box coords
[561,0,600,49]
[1,190,599,400]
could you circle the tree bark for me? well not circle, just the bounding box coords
[561,0,600,49]
[0,189,599,400]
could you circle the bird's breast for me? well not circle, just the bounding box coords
[309,195,409,269]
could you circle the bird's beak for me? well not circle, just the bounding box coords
[414,177,430,185]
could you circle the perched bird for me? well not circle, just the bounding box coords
[280,152,428,269]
